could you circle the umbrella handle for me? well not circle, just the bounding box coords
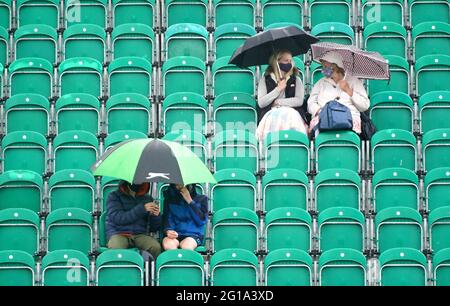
[275,61,284,81]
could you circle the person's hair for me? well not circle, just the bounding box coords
[167,184,198,203]
[265,50,299,82]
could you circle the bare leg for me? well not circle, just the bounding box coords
[162,237,180,250]
[179,237,198,250]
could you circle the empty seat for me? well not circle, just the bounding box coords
[262,168,309,212]
[108,57,153,97]
[9,58,53,98]
[14,24,58,64]
[433,248,450,286]
[0,250,35,286]
[318,207,365,252]
[308,61,323,87]
[46,207,93,254]
[112,0,157,28]
[96,249,144,286]
[264,249,312,286]
[0,208,40,255]
[58,57,103,97]
[424,167,450,212]
[210,169,257,213]
[412,22,450,61]
[209,248,259,286]
[164,0,208,27]
[41,250,90,286]
[422,129,450,172]
[212,0,256,27]
[372,168,419,212]
[163,23,208,61]
[162,130,207,163]
[0,170,43,213]
[375,207,423,252]
[162,56,206,97]
[310,22,354,45]
[419,91,450,134]
[1,131,48,175]
[309,0,352,28]
[367,55,409,96]
[106,93,152,135]
[111,23,155,64]
[264,207,312,252]
[52,130,99,172]
[318,248,367,286]
[212,207,259,252]
[369,91,413,132]
[0,27,7,65]
[314,169,361,212]
[415,55,450,97]
[370,129,417,173]
[360,0,404,27]
[155,249,205,286]
[5,94,50,136]
[65,0,107,28]
[55,93,101,135]
[429,206,450,253]
[213,24,256,59]
[315,131,361,173]
[17,0,60,28]
[48,169,96,212]
[264,130,310,173]
[212,56,256,97]
[379,247,427,286]
[63,24,106,63]
[162,92,208,135]
[408,0,449,27]
[261,0,303,28]
[363,22,407,58]
[0,62,3,98]
[213,92,257,134]
[0,0,11,29]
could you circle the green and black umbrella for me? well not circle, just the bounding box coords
[91,138,216,185]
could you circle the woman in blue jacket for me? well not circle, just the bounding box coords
[162,184,208,250]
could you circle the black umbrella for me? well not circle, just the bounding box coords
[228,26,319,68]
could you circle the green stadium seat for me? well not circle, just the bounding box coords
[106,93,152,135]
[0,250,35,286]
[318,248,367,286]
[360,0,404,27]
[55,93,101,135]
[112,0,157,28]
[1,131,48,175]
[264,249,312,286]
[308,61,323,87]
[104,130,148,152]
[314,169,361,212]
[108,57,153,97]
[163,23,208,61]
[429,206,450,253]
[46,207,93,254]
[162,92,208,135]
[261,0,303,28]
[264,130,310,173]
[424,167,450,212]
[212,207,259,252]
[309,0,352,28]
[212,129,259,173]
[318,207,365,252]
[52,130,99,172]
[14,24,57,64]
[209,249,259,286]
[370,129,417,172]
[65,0,107,28]
[9,58,53,98]
[63,24,106,63]
[58,57,103,97]
[412,22,450,61]
[17,0,60,28]
[0,0,11,29]
[210,169,257,213]
[0,208,40,255]
[433,248,450,286]
[213,24,256,59]
[422,129,450,172]
[162,130,208,163]
[379,247,427,286]
[212,56,255,97]
[48,169,96,213]
[311,22,354,45]
[315,131,361,173]
[5,94,50,136]
[415,55,450,97]
[212,0,256,27]
[372,168,419,212]
[100,176,120,212]
[0,63,2,98]
[41,250,90,286]
[363,22,407,58]
[111,23,155,64]
[95,249,144,286]
[264,207,312,252]
[164,0,208,27]
[375,207,423,252]
[367,55,409,96]
[213,92,257,134]
[0,170,43,213]
[369,91,414,132]
[155,249,205,286]
[262,169,309,212]
[408,0,449,27]
[162,56,206,97]
[0,27,7,65]
[419,91,450,134]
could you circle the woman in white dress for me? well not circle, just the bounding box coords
[256,50,308,141]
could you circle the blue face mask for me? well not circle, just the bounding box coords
[279,62,292,73]
[321,67,333,78]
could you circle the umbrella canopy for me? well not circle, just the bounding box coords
[229,26,319,68]
[311,42,390,80]
[91,138,216,185]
